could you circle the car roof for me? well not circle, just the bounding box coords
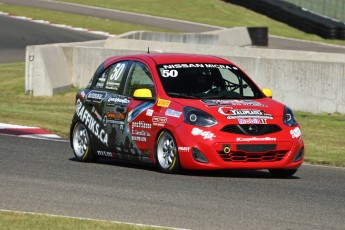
[105,53,232,66]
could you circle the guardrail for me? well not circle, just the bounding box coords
[224,0,345,39]
[283,0,345,23]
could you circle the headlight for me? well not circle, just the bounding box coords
[183,107,217,127]
[283,106,297,127]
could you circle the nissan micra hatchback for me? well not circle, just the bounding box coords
[70,53,304,177]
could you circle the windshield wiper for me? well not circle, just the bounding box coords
[167,92,198,99]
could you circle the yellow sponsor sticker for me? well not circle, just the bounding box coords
[157,99,171,107]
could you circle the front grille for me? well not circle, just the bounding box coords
[237,144,276,152]
[218,150,287,162]
[220,124,281,136]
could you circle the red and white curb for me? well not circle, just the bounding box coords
[0,11,113,37]
[0,123,66,141]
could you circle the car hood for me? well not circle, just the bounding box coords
[172,98,285,120]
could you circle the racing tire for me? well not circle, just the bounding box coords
[72,122,96,162]
[156,130,181,173]
[268,169,298,178]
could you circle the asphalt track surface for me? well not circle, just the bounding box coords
[0,14,106,63]
[1,134,345,230]
[1,1,345,229]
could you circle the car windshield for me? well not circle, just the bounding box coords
[157,63,264,99]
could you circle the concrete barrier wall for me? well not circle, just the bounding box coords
[116,27,252,47]
[225,56,345,114]
[25,44,71,96]
[25,31,345,114]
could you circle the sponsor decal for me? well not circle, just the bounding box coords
[105,81,120,90]
[76,99,109,146]
[146,109,154,116]
[107,96,130,106]
[97,151,113,157]
[165,109,182,118]
[236,137,276,142]
[178,147,191,152]
[152,116,167,127]
[132,136,147,142]
[96,82,105,88]
[132,121,151,129]
[96,74,106,88]
[238,118,267,124]
[191,128,216,140]
[162,64,233,69]
[218,107,273,120]
[86,91,107,103]
[157,99,171,108]
[290,127,301,138]
[107,112,125,120]
[132,130,145,136]
[202,99,267,107]
[103,111,125,125]
[132,129,151,137]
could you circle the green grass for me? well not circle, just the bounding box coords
[54,0,345,45]
[0,4,173,35]
[296,112,345,167]
[1,62,345,167]
[0,211,165,230]
[0,62,76,138]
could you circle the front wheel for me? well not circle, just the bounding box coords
[156,131,181,173]
[269,169,298,178]
[72,122,96,162]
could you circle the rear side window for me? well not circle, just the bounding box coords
[94,61,129,93]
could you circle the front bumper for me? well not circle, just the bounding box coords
[174,125,304,170]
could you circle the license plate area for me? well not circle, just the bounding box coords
[236,144,277,153]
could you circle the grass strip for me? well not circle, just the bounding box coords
[296,112,345,167]
[0,62,75,138]
[0,210,167,230]
[0,4,173,35]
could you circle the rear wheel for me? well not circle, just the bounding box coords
[269,169,298,178]
[156,131,181,173]
[72,122,96,162]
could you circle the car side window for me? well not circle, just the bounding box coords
[124,62,155,97]
[94,61,128,93]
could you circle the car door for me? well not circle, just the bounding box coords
[121,61,157,160]
[87,60,131,156]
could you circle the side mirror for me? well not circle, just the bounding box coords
[133,88,155,101]
[262,88,273,98]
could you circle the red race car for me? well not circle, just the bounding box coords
[70,53,304,177]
